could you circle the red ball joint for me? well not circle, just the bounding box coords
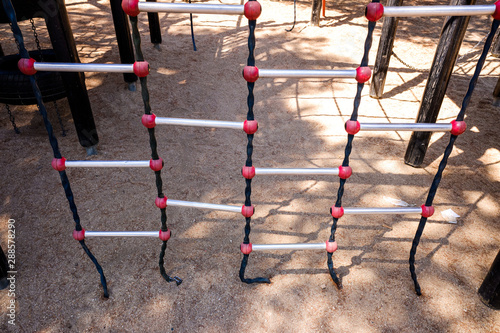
[244,1,262,21]
[243,120,258,134]
[155,196,168,209]
[345,120,360,135]
[242,166,256,179]
[150,158,164,171]
[73,229,85,241]
[355,66,371,83]
[338,165,352,179]
[18,58,37,75]
[326,240,338,253]
[450,120,466,136]
[241,242,253,255]
[133,61,149,77]
[142,113,156,128]
[421,205,435,218]
[243,66,259,82]
[122,0,140,17]
[365,2,384,21]
[241,205,255,218]
[331,206,344,219]
[52,157,66,171]
[159,229,171,241]
[493,1,500,20]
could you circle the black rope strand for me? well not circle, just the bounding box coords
[285,0,296,32]
[409,18,500,296]
[1,0,109,297]
[188,0,197,51]
[239,6,270,284]
[129,15,181,285]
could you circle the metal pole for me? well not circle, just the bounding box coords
[383,5,494,17]
[166,199,242,213]
[258,69,356,79]
[85,231,159,237]
[343,207,422,215]
[155,117,244,130]
[65,160,150,167]
[252,243,326,251]
[359,123,452,131]
[254,168,340,175]
[34,62,134,73]
[138,2,244,15]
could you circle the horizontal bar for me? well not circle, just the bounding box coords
[65,160,150,167]
[343,207,422,215]
[359,123,452,132]
[34,62,134,73]
[383,5,496,18]
[254,168,339,175]
[138,2,244,15]
[258,69,356,79]
[167,199,241,213]
[85,231,158,237]
[252,243,326,251]
[155,117,244,130]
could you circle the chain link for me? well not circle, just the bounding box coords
[8,22,21,52]
[30,18,45,61]
[5,104,20,134]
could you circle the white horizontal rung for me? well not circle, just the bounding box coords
[65,160,150,167]
[167,199,241,213]
[85,231,158,237]
[252,243,326,251]
[343,207,422,215]
[383,5,496,18]
[138,2,244,15]
[254,168,339,175]
[359,123,452,132]
[155,117,244,130]
[34,62,134,73]
[258,69,356,79]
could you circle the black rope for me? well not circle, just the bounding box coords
[5,104,20,134]
[409,18,500,296]
[129,15,181,285]
[239,1,270,284]
[189,0,197,51]
[326,1,378,288]
[1,0,108,297]
[285,0,297,32]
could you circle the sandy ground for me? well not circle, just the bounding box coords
[0,0,500,331]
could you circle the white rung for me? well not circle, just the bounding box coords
[167,199,242,213]
[155,117,244,130]
[254,168,339,175]
[359,123,453,132]
[65,160,150,168]
[34,62,134,73]
[85,231,158,237]
[258,69,356,79]
[138,2,244,15]
[252,243,326,251]
[343,207,422,215]
[383,5,496,18]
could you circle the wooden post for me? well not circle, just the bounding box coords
[311,0,322,26]
[110,0,137,84]
[404,0,475,167]
[478,249,500,309]
[146,0,162,45]
[370,0,403,99]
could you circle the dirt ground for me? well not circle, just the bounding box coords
[0,0,499,331]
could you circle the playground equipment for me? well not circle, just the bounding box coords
[2,0,499,297]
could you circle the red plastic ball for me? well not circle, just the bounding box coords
[243,66,259,82]
[243,120,258,134]
[331,206,344,219]
[493,1,500,20]
[450,120,466,136]
[242,166,256,179]
[345,120,360,135]
[159,229,171,241]
[421,205,434,218]
[122,0,140,16]
[244,1,262,21]
[18,58,37,75]
[51,157,66,171]
[355,66,371,83]
[73,229,85,241]
[150,158,164,171]
[241,205,254,218]
[365,2,384,21]
[155,196,168,209]
[338,165,352,179]
[133,61,150,77]
[326,240,338,253]
[142,114,156,128]
[240,242,253,255]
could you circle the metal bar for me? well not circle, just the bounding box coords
[252,243,326,251]
[383,5,495,17]
[155,117,244,130]
[359,123,452,131]
[34,62,134,73]
[258,69,356,79]
[138,2,244,15]
[343,207,422,215]
[65,160,150,167]
[254,168,339,175]
[166,199,241,213]
[85,231,158,237]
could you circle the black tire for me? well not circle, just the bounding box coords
[0,49,67,105]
